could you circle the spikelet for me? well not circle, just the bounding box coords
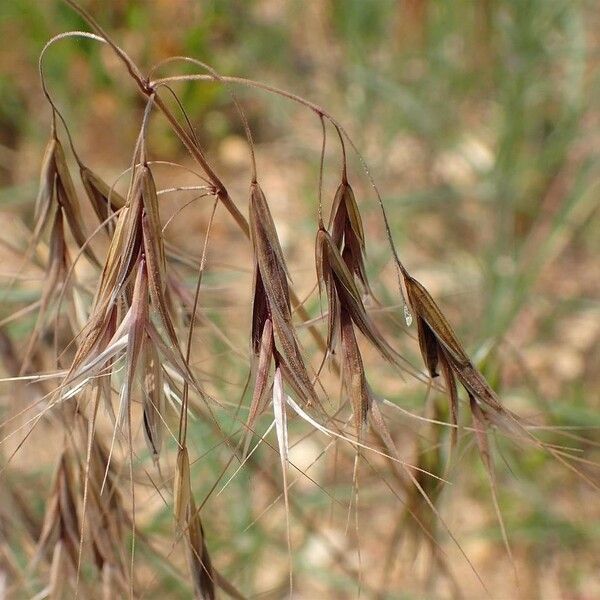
[174,446,216,599]
[33,448,80,595]
[248,182,317,419]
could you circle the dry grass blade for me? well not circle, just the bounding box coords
[48,541,68,600]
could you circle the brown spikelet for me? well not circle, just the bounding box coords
[251,269,269,355]
[404,275,469,368]
[20,205,71,375]
[53,139,101,267]
[143,211,188,369]
[174,446,216,599]
[174,446,192,530]
[34,449,80,574]
[329,180,370,293]
[187,497,216,600]
[32,136,58,244]
[140,165,167,269]
[404,272,524,474]
[249,182,317,406]
[119,258,148,425]
[415,315,439,378]
[340,307,371,436]
[438,350,459,449]
[80,427,128,595]
[111,170,145,300]
[315,220,399,435]
[54,161,203,447]
[80,166,126,235]
[404,273,509,414]
[330,181,365,250]
[315,226,340,353]
[316,227,396,362]
[244,317,274,451]
[249,183,291,329]
[142,339,165,460]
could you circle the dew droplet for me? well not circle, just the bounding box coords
[403,304,413,327]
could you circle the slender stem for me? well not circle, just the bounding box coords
[317,115,326,230]
[180,197,219,447]
[39,31,106,166]
[150,56,258,183]
[64,0,146,87]
[334,123,348,184]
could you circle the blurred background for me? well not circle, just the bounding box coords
[0,1,599,598]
